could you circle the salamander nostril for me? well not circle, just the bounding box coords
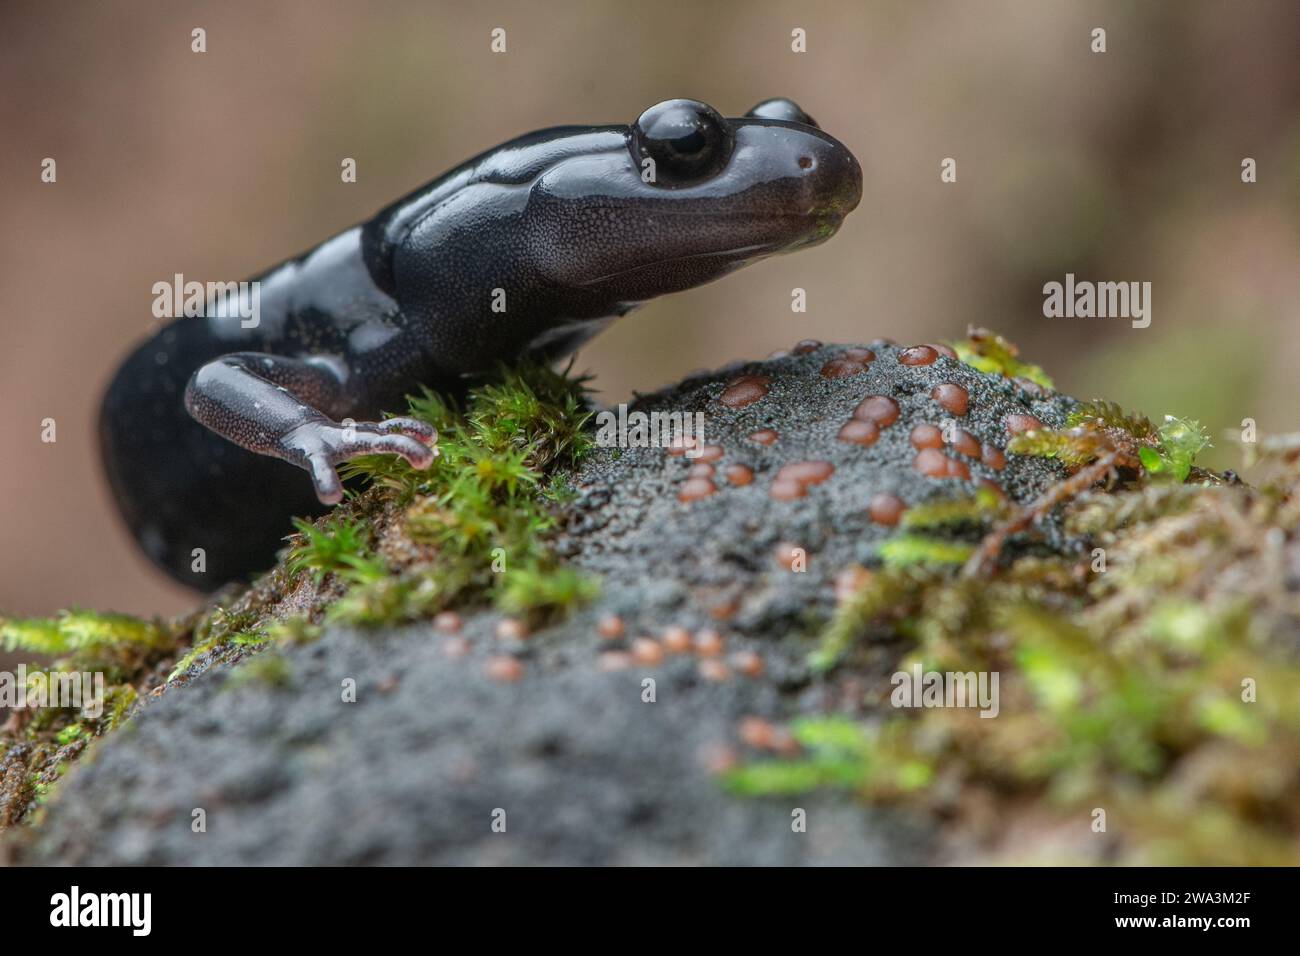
[798,156,814,170]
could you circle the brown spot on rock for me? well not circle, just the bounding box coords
[769,479,805,500]
[749,428,778,445]
[679,478,717,502]
[792,339,822,354]
[945,457,971,480]
[720,375,771,409]
[835,565,872,602]
[868,493,907,526]
[1005,413,1045,434]
[838,419,880,446]
[821,356,867,379]
[1014,377,1049,399]
[776,460,835,486]
[631,638,664,666]
[982,444,1007,470]
[931,383,969,416]
[774,541,806,571]
[738,716,778,749]
[914,448,951,477]
[910,424,943,449]
[698,659,731,682]
[496,618,529,640]
[854,395,900,427]
[485,656,523,682]
[725,464,754,486]
[662,627,693,654]
[731,651,765,678]
[951,428,982,458]
[597,614,625,639]
[434,611,462,634]
[899,345,938,366]
[695,629,726,657]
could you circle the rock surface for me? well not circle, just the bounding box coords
[15,342,1075,865]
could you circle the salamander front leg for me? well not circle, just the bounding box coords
[184,352,437,504]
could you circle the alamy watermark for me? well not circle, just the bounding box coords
[1043,273,1151,329]
[594,404,708,458]
[152,273,260,328]
[0,665,106,719]
[50,886,151,936]
[891,664,999,718]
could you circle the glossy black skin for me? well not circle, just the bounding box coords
[99,98,863,590]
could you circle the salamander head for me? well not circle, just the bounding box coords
[528,98,863,300]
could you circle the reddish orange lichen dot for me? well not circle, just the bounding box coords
[868,493,906,526]
[951,428,981,458]
[631,638,664,666]
[854,395,900,427]
[838,419,880,446]
[725,464,754,486]
[913,448,951,477]
[719,376,770,409]
[931,383,969,416]
[776,460,835,486]
[485,655,523,682]
[899,345,938,366]
[910,424,943,449]
[1005,413,1044,434]
[695,629,726,657]
[662,627,693,654]
[678,478,717,502]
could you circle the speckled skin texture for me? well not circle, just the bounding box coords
[17,344,1074,866]
[99,99,862,591]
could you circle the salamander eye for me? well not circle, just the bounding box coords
[631,99,734,187]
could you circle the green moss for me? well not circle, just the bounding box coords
[900,486,1007,530]
[743,420,1300,864]
[808,566,936,673]
[1014,398,1210,486]
[1139,415,1212,482]
[285,515,384,585]
[1066,399,1157,441]
[1,610,169,657]
[324,359,598,626]
[1006,427,1109,467]
[878,534,974,569]
[54,723,84,746]
[724,718,933,798]
[950,327,1054,389]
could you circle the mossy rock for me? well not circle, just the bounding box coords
[3,335,1297,865]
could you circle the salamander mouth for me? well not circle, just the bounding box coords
[574,211,845,287]
[576,242,776,286]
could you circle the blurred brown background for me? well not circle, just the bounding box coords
[2,0,1299,619]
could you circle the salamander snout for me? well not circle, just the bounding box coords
[742,96,861,220]
[792,128,862,220]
